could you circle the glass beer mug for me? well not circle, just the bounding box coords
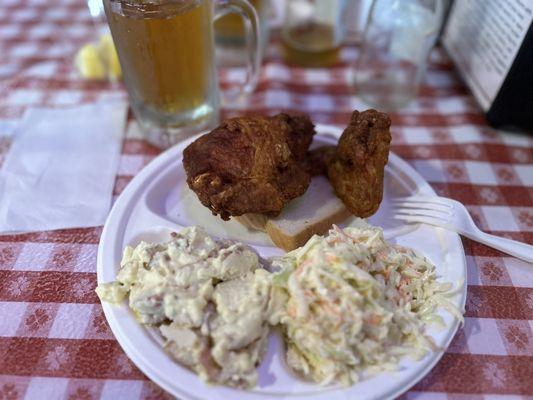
[103,0,261,147]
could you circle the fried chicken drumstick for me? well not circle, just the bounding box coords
[326,109,391,217]
[183,114,316,220]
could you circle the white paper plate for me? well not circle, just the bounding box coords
[97,124,467,400]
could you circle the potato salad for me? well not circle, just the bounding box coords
[96,226,272,388]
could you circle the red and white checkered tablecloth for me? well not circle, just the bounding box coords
[1,0,532,399]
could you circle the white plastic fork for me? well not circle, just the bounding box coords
[391,195,533,263]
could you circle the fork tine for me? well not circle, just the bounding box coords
[394,208,451,220]
[391,200,452,213]
[392,195,453,208]
[399,194,446,201]
[392,214,447,227]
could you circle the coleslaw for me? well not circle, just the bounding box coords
[269,219,463,386]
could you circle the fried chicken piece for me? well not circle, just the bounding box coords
[326,109,391,217]
[183,114,316,220]
[304,146,335,176]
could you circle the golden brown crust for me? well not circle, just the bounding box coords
[326,109,391,217]
[183,114,316,220]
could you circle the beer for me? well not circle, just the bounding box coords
[105,0,218,130]
[281,22,340,67]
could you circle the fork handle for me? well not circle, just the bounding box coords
[463,230,533,264]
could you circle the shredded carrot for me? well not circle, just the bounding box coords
[325,254,339,264]
[365,314,382,326]
[320,300,342,323]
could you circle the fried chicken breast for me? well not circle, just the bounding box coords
[326,109,391,217]
[183,114,316,220]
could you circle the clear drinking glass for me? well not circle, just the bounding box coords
[281,0,348,67]
[103,0,261,148]
[355,0,444,110]
[342,0,372,45]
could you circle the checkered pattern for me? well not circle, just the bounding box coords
[0,0,532,399]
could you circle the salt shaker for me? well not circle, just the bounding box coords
[355,0,444,110]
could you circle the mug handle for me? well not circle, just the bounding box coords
[214,0,261,104]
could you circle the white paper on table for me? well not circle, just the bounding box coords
[0,101,128,233]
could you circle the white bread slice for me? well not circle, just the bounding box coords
[235,176,352,251]
[234,213,268,232]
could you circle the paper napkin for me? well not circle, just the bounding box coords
[0,101,127,233]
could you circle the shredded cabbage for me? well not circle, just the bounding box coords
[270,220,464,386]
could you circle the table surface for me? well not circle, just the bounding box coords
[0,0,532,399]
